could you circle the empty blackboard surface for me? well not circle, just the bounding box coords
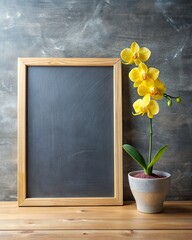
[18,58,122,206]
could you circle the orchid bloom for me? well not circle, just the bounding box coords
[133,94,159,118]
[120,41,181,176]
[138,78,166,100]
[129,62,160,88]
[120,42,151,65]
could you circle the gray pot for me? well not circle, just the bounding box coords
[128,170,171,213]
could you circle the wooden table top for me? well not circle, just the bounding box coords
[0,201,191,239]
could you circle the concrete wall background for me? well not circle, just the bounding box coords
[0,0,191,201]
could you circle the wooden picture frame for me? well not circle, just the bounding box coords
[18,58,122,206]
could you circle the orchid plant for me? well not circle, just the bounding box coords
[121,42,181,176]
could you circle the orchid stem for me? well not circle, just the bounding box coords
[148,118,153,175]
[164,93,176,99]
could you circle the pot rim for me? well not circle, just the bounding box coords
[128,170,171,180]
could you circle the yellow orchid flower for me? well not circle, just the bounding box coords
[121,41,181,177]
[120,42,151,65]
[138,78,166,100]
[129,62,160,87]
[133,94,159,118]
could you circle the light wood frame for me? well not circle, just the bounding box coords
[18,58,122,206]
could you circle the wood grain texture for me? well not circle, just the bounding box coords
[113,59,123,203]
[17,59,27,206]
[0,230,191,240]
[0,202,191,240]
[18,58,120,66]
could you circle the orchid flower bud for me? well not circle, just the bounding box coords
[167,99,172,107]
[176,97,181,103]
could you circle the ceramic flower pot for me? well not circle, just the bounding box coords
[128,170,171,214]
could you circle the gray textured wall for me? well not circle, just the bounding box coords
[0,0,191,201]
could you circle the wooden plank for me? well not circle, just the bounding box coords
[0,201,191,216]
[0,230,191,240]
[113,59,123,202]
[17,59,27,206]
[0,218,191,230]
[0,206,191,220]
[17,58,120,66]
[19,197,122,207]
[0,202,191,230]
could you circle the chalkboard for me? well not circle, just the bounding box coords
[18,58,122,206]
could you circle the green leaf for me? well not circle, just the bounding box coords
[123,144,147,170]
[147,145,168,169]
